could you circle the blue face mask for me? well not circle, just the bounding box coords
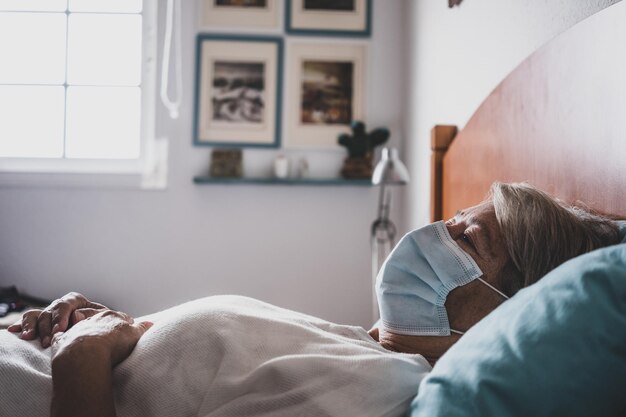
[375,220,509,336]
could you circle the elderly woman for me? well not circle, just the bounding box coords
[4,182,621,417]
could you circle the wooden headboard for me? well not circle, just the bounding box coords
[431,2,626,222]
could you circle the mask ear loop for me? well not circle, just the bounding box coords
[477,277,510,300]
[450,278,509,336]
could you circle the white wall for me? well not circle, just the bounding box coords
[0,0,408,328]
[404,0,621,229]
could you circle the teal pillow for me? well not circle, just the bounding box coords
[410,243,626,417]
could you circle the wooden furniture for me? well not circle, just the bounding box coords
[431,2,626,222]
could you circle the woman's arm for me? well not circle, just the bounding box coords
[49,310,152,417]
[52,343,117,417]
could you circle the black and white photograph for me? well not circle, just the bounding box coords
[211,61,265,124]
[303,0,355,11]
[301,61,353,125]
[215,0,267,8]
[195,35,282,147]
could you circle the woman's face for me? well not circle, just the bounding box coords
[444,201,513,332]
[374,201,516,364]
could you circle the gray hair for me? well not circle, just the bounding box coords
[490,182,620,293]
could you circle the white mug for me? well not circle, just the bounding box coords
[274,155,289,179]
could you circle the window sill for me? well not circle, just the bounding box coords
[0,138,168,190]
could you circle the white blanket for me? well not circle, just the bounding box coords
[0,295,431,417]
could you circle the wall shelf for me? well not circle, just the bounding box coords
[193,176,373,187]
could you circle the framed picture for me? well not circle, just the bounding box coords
[194,34,283,148]
[286,0,372,37]
[202,0,279,29]
[285,42,366,148]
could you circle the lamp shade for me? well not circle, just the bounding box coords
[372,147,410,185]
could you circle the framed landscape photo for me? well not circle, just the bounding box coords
[194,35,283,148]
[202,0,279,29]
[286,0,372,37]
[285,42,366,148]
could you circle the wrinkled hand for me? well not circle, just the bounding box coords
[7,292,108,348]
[51,309,152,367]
[49,311,151,417]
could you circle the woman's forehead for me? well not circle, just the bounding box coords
[459,202,501,241]
[458,201,495,219]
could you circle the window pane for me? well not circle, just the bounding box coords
[69,0,141,13]
[0,13,67,84]
[0,86,65,158]
[0,0,66,12]
[65,87,141,159]
[67,14,142,86]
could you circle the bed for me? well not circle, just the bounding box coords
[416,2,626,416]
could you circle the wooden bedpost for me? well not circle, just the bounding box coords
[431,125,457,222]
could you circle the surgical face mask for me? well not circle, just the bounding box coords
[375,220,509,336]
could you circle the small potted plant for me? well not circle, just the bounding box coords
[338,121,390,179]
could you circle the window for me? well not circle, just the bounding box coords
[0,0,158,179]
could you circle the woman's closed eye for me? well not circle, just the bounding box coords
[461,232,475,248]
[460,226,483,255]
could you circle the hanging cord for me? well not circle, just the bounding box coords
[160,0,183,119]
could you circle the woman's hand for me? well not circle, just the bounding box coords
[51,309,152,366]
[50,309,152,417]
[7,292,108,348]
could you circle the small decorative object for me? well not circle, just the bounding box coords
[202,0,279,29]
[285,43,366,148]
[210,148,243,177]
[273,154,289,179]
[338,121,389,179]
[370,147,409,322]
[194,34,283,148]
[286,0,372,37]
[295,157,310,178]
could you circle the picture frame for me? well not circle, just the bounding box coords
[194,34,283,148]
[286,0,372,37]
[201,0,280,30]
[285,42,366,148]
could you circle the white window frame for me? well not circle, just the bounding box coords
[0,2,165,189]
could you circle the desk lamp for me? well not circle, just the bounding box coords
[370,147,410,322]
